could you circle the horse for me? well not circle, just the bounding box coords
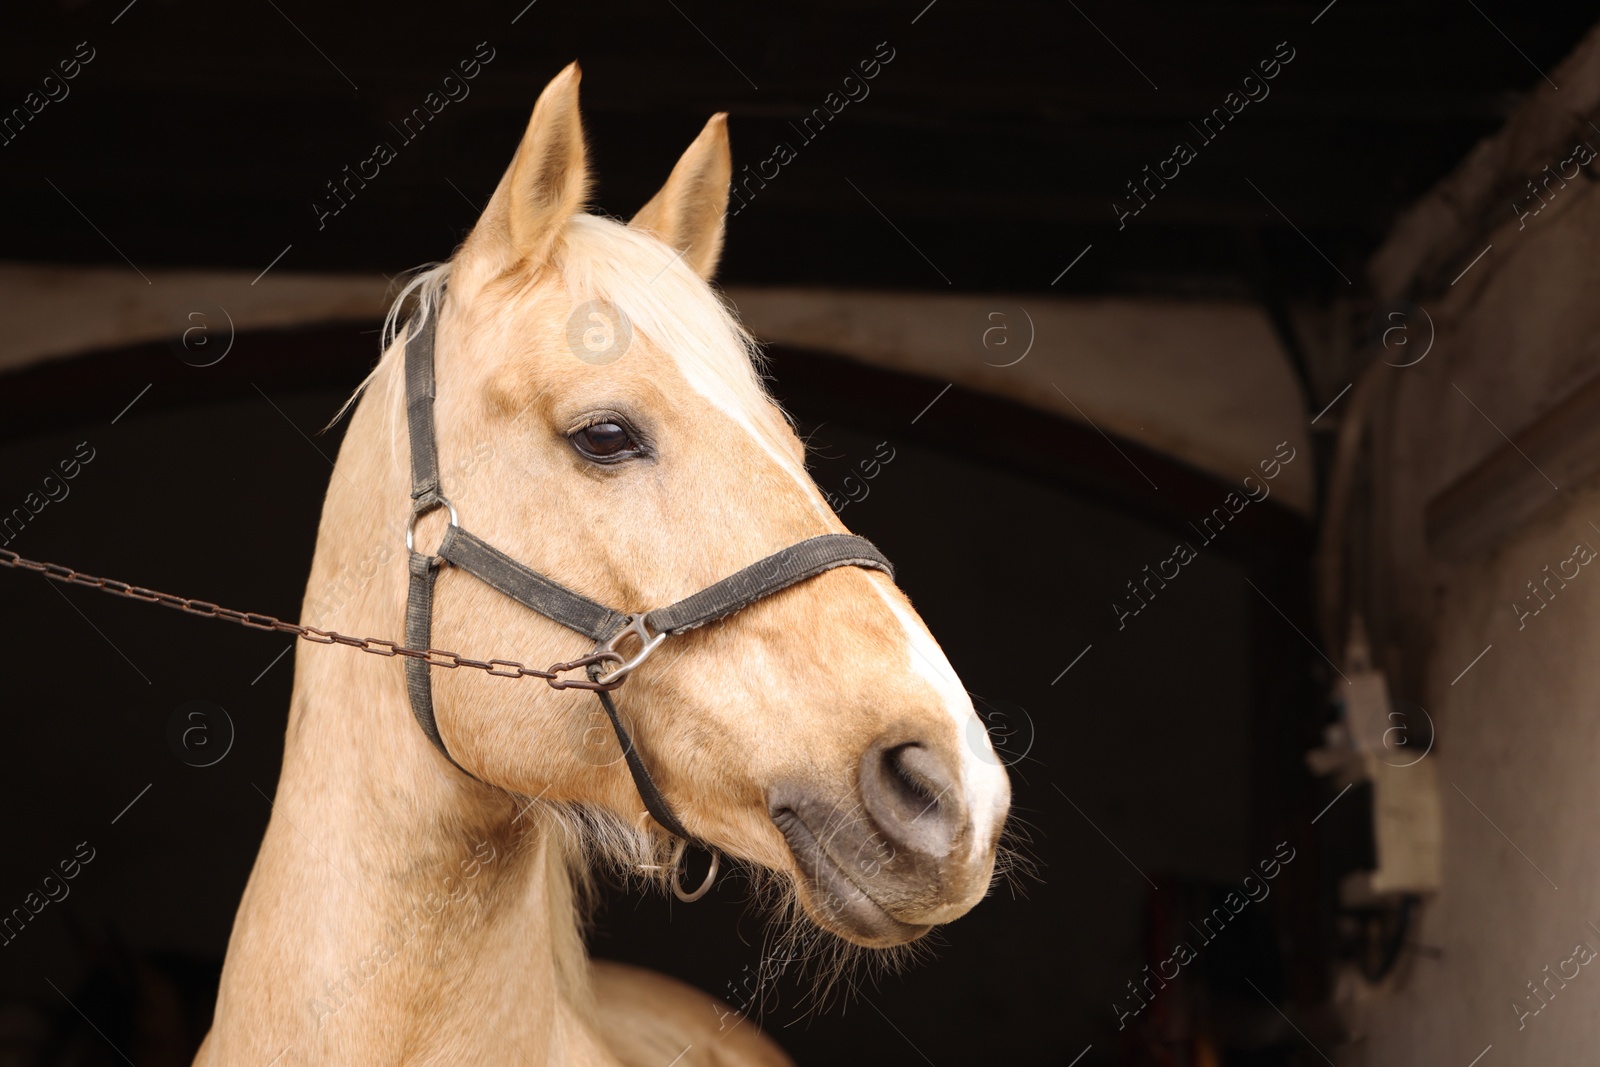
[195,62,1011,1066]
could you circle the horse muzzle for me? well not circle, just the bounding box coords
[768,733,1003,947]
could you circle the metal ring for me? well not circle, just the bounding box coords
[405,496,458,552]
[669,838,719,903]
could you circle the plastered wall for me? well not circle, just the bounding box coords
[1347,31,1600,1058]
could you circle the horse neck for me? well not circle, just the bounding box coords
[206,359,604,1065]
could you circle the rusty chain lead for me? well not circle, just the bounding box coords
[0,547,624,692]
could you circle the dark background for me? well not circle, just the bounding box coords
[2,0,1588,298]
[1,1,1586,1064]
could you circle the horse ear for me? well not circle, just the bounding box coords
[630,113,731,279]
[469,62,589,265]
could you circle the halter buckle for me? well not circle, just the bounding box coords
[594,613,667,686]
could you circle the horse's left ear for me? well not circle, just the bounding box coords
[630,113,731,280]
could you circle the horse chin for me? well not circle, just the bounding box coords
[770,807,933,948]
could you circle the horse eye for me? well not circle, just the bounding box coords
[570,421,638,461]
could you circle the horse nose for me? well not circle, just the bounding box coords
[858,736,965,862]
[768,727,1003,942]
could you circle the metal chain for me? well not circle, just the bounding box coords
[0,547,622,691]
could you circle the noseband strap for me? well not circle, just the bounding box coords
[639,532,894,637]
[438,526,628,643]
[399,305,893,846]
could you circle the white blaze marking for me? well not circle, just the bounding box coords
[870,584,1009,857]
[606,229,1006,852]
[667,353,835,524]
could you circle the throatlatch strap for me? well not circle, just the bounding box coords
[645,533,893,637]
[594,686,694,841]
[404,550,476,777]
[438,526,628,643]
[404,317,443,506]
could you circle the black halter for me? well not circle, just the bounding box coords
[400,305,894,846]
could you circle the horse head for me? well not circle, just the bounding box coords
[383,62,1010,949]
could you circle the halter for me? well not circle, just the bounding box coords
[400,304,893,892]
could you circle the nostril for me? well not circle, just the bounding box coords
[859,737,964,860]
[884,744,940,816]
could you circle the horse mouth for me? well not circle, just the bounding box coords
[769,806,933,948]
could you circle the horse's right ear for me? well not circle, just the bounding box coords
[466,62,590,267]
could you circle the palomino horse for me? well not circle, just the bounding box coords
[197,63,1010,1066]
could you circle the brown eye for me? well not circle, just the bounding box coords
[570,420,638,461]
